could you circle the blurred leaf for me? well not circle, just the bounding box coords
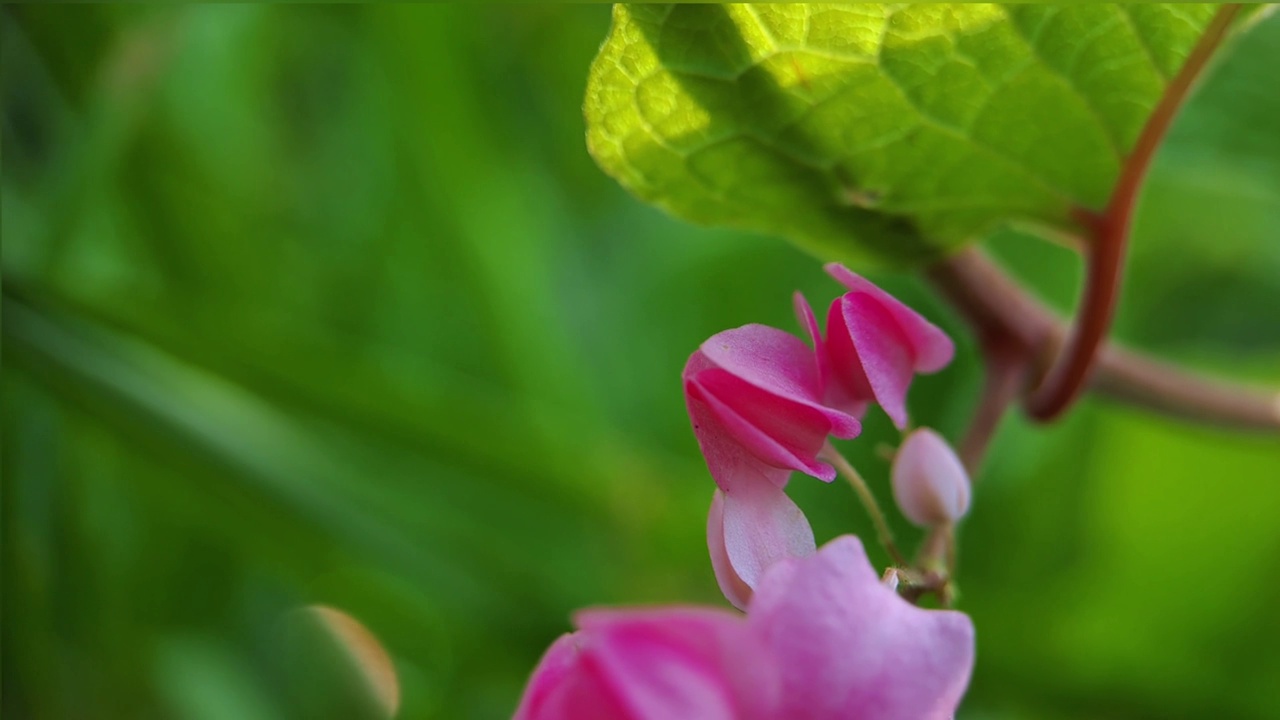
[963,406,1280,720]
[1,296,545,624]
[585,4,1215,267]
[1121,8,1280,357]
[275,607,398,720]
[3,5,119,108]
[154,637,280,720]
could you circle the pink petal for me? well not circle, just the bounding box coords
[823,296,907,425]
[699,325,861,440]
[573,608,780,720]
[837,293,916,429]
[788,288,839,415]
[514,633,625,720]
[683,327,860,491]
[685,374,800,491]
[698,324,822,401]
[718,482,816,606]
[513,634,579,720]
[684,353,794,492]
[690,368,838,481]
[748,536,976,720]
[793,291,834,403]
[707,490,755,611]
[825,264,955,373]
[891,428,971,527]
[792,292,823,356]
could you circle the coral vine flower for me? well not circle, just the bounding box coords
[512,609,778,720]
[513,536,976,720]
[802,263,955,429]
[749,536,974,719]
[684,324,860,608]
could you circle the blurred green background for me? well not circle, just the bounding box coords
[4,5,1279,719]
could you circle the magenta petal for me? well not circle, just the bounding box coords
[749,536,976,720]
[684,325,859,486]
[707,490,754,611]
[825,263,955,373]
[793,292,822,352]
[573,608,780,720]
[698,324,823,401]
[699,325,861,440]
[515,634,634,719]
[841,293,915,429]
[692,369,838,481]
[719,481,816,604]
[793,291,823,358]
[685,370,792,492]
[823,264,958,429]
[822,298,875,421]
[514,634,585,720]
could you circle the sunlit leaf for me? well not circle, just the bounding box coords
[585,4,1217,266]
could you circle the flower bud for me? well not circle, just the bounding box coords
[891,428,970,527]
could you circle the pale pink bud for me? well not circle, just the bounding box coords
[891,428,971,527]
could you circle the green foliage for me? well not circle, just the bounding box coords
[3,5,1280,720]
[585,4,1216,267]
[1126,8,1280,355]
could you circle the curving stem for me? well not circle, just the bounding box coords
[928,248,1280,434]
[1025,4,1243,421]
[958,337,1028,476]
[821,442,908,567]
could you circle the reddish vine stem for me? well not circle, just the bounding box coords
[1025,4,1243,421]
[958,340,1027,477]
[927,248,1280,433]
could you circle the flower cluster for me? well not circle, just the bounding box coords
[512,265,975,719]
[690,264,957,607]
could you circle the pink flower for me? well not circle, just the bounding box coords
[749,536,975,719]
[512,608,778,720]
[684,325,860,608]
[799,264,955,429]
[513,536,976,720]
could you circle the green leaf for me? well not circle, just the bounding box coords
[585,4,1217,267]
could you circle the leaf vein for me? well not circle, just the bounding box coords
[875,56,1075,204]
[1003,6,1125,159]
[1119,6,1170,82]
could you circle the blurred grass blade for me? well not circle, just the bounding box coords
[2,294,507,619]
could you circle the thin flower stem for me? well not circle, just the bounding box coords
[912,524,956,607]
[1026,4,1243,421]
[821,442,908,567]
